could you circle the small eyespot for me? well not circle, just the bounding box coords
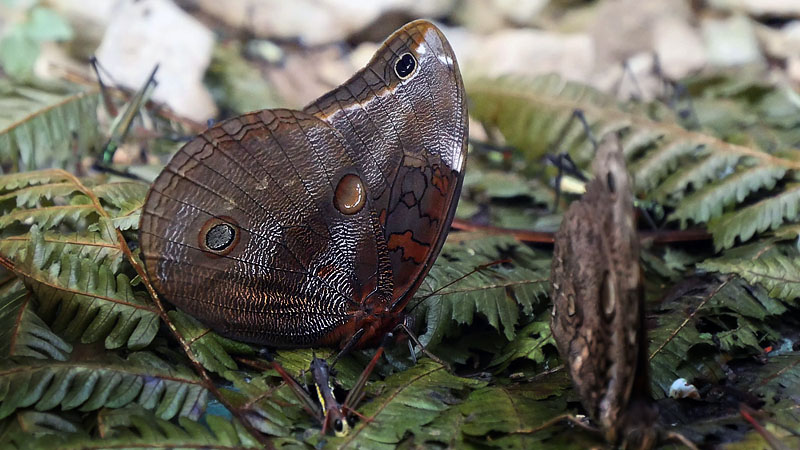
[394,52,417,79]
[334,174,366,215]
[347,415,357,427]
[199,216,240,256]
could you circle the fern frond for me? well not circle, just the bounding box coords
[97,406,261,448]
[490,319,553,372]
[700,240,800,305]
[742,352,800,431]
[93,181,148,226]
[413,234,551,352]
[0,227,124,273]
[169,310,254,375]
[0,171,159,350]
[1,406,265,449]
[4,227,159,350]
[0,81,100,173]
[468,74,800,250]
[0,169,72,191]
[648,277,785,398]
[458,383,567,436]
[669,163,787,227]
[326,359,484,449]
[708,183,800,250]
[0,279,71,360]
[650,151,740,202]
[97,181,146,231]
[0,352,206,421]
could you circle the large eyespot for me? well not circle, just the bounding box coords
[334,174,366,215]
[394,52,417,79]
[334,418,344,433]
[199,216,240,256]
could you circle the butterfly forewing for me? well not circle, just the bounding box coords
[305,20,468,309]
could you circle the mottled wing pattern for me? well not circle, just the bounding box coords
[305,20,468,309]
[549,135,642,442]
[140,110,386,347]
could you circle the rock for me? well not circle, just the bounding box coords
[702,14,764,67]
[445,26,594,82]
[756,20,800,83]
[94,0,216,122]
[453,0,549,33]
[192,0,456,45]
[654,15,707,79]
[588,0,694,72]
[48,0,116,45]
[709,0,800,17]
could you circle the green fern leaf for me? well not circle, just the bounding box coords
[649,277,784,398]
[669,163,787,228]
[93,181,148,231]
[414,234,551,351]
[0,279,71,360]
[459,382,566,436]
[490,318,553,372]
[743,353,800,432]
[9,228,159,349]
[0,171,159,350]
[708,183,800,250]
[97,406,261,448]
[0,225,124,273]
[468,74,800,250]
[0,352,206,421]
[169,310,254,375]
[0,81,100,173]
[1,405,265,449]
[651,151,740,203]
[0,168,71,190]
[699,240,800,305]
[325,359,484,449]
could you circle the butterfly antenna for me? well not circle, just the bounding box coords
[90,56,118,117]
[93,64,159,180]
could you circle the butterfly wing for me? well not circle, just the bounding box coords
[305,20,468,309]
[550,135,642,442]
[140,109,390,347]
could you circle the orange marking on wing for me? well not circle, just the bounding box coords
[387,231,429,264]
[379,209,387,226]
[431,166,450,194]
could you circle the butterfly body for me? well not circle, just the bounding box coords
[139,20,467,349]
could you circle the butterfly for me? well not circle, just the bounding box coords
[550,134,696,449]
[138,20,467,351]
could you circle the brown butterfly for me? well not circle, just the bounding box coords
[138,20,467,350]
[550,135,696,449]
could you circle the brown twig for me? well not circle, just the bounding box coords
[451,218,711,245]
